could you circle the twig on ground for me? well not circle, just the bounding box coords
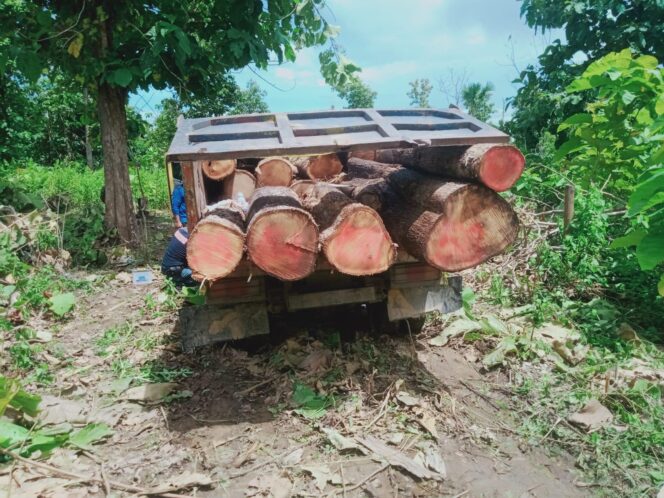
[229,443,308,479]
[339,464,347,498]
[459,380,501,411]
[236,375,281,396]
[366,381,395,429]
[338,464,389,494]
[452,490,469,498]
[188,414,235,424]
[0,448,191,498]
[100,463,111,496]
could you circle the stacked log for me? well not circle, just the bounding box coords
[187,200,245,281]
[296,182,396,276]
[202,159,237,181]
[185,144,524,281]
[245,187,319,281]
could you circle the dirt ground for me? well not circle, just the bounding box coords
[1,264,590,498]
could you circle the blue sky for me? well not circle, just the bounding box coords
[131,0,561,119]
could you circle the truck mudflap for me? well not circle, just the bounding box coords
[387,275,462,321]
[178,302,269,352]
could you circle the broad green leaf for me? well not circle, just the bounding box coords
[554,137,584,160]
[24,434,69,456]
[636,55,659,69]
[621,91,636,105]
[68,423,113,450]
[610,229,646,249]
[566,77,592,93]
[482,336,517,369]
[429,319,481,346]
[67,34,84,58]
[656,94,664,115]
[628,170,664,215]
[292,383,332,419]
[48,292,76,317]
[636,232,664,270]
[636,108,653,125]
[0,420,29,448]
[557,113,592,132]
[111,68,133,87]
[480,315,508,335]
[658,274,664,297]
[0,376,40,417]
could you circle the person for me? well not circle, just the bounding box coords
[161,227,196,287]
[171,178,187,228]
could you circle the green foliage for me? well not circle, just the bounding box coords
[48,292,76,317]
[508,0,664,149]
[334,76,377,108]
[407,78,433,108]
[558,50,664,290]
[292,381,335,419]
[461,82,495,122]
[0,376,40,417]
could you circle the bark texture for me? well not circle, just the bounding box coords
[97,83,137,244]
[245,187,319,281]
[375,143,525,192]
[291,153,344,180]
[187,200,246,281]
[345,158,519,271]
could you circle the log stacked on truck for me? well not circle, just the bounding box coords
[186,143,524,282]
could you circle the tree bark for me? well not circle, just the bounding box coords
[245,187,319,281]
[187,200,246,281]
[297,183,396,275]
[255,157,297,187]
[202,159,237,180]
[291,153,344,180]
[374,143,525,192]
[97,83,137,244]
[345,157,519,271]
[83,87,94,169]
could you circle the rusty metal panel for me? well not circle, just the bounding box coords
[387,275,462,320]
[166,108,508,161]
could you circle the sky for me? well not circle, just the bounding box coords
[130,0,562,119]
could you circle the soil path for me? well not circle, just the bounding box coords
[7,273,584,498]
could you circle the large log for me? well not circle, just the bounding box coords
[255,157,298,187]
[187,200,245,281]
[291,153,344,180]
[297,183,396,275]
[222,170,256,201]
[202,159,237,181]
[375,144,525,192]
[345,158,519,271]
[245,187,319,281]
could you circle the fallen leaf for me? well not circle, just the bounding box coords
[396,391,421,407]
[123,383,178,403]
[301,464,342,492]
[357,435,444,481]
[418,414,439,439]
[283,447,304,466]
[567,400,613,432]
[147,471,214,494]
[39,396,87,425]
[617,323,641,344]
[300,350,332,373]
[423,445,447,478]
[387,432,405,446]
[321,427,365,453]
[533,323,580,345]
[68,423,113,450]
[429,319,480,346]
[482,336,517,369]
[246,473,291,498]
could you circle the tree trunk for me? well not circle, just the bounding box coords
[345,157,519,271]
[97,83,137,244]
[245,187,319,281]
[83,87,94,169]
[297,183,396,275]
[374,143,525,192]
[222,170,256,201]
[202,159,237,180]
[291,153,344,180]
[255,157,297,187]
[187,200,246,281]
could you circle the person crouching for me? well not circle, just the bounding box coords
[161,227,196,287]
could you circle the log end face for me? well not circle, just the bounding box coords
[479,146,525,192]
[246,208,319,281]
[204,159,237,180]
[187,219,245,281]
[323,205,396,276]
[308,153,344,180]
[425,188,519,271]
[256,157,296,187]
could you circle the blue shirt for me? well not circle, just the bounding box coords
[171,183,187,224]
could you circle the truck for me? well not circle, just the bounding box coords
[164,107,510,351]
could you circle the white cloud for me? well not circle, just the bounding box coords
[361,61,421,83]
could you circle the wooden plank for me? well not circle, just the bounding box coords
[287,286,383,311]
[180,161,199,231]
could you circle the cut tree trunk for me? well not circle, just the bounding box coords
[290,180,316,197]
[291,153,344,180]
[345,157,519,271]
[97,83,137,244]
[245,187,319,281]
[255,157,298,187]
[297,182,396,275]
[202,159,237,180]
[187,200,246,281]
[375,144,525,192]
[222,170,256,201]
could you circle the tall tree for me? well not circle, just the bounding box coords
[461,82,495,122]
[231,80,270,115]
[508,0,664,150]
[407,79,433,108]
[334,76,377,108]
[1,1,352,243]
